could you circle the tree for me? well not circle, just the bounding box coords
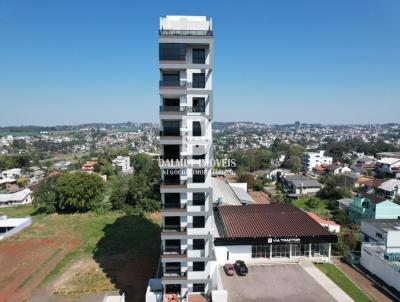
[33,172,105,213]
[319,174,354,200]
[55,172,105,212]
[16,176,29,187]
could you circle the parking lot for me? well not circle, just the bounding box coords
[220,263,337,302]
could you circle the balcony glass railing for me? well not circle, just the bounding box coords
[160,106,186,112]
[162,203,186,209]
[163,226,187,232]
[192,106,206,113]
[159,80,187,88]
[159,130,181,137]
[164,247,186,255]
[161,179,187,186]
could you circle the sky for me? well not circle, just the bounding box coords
[0,0,399,126]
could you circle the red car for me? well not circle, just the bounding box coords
[224,263,235,276]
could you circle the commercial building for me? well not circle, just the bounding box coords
[213,204,337,264]
[360,219,400,292]
[157,15,214,301]
[112,156,133,173]
[303,151,333,172]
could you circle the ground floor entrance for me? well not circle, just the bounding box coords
[251,243,330,260]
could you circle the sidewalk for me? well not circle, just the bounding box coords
[300,260,354,302]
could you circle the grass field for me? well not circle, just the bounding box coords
[292,196,331,219]
[0,205,160,302]
[315,263,372,302]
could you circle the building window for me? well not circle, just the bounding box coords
[193,73,205,88]
[193,261,205,271]
[192,48,206,64]
[159,43,186,61]
[193,169,206,183]
[193,192,206,206]
[193,216,205,228]
[376,232,383,239]
[193,97,206,112]
[193,283,205,292]
[193,239,205,250]
[193,121,202,136]
[252,245,270,258]
[162,72,181,86]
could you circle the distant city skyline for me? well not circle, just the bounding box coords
[0,0,399,126]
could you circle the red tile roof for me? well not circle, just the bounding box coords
[306,212,339,226]
[218,203,333,238]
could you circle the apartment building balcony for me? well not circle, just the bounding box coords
[159,29,212,37]
[159,80,187,89]
[161,248,188,260]
[161,203,187,214]
[160,106,187,116]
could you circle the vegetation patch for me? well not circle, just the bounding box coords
[315,263,372,302]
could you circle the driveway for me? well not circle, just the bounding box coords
[220,264,337,302]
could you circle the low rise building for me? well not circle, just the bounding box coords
[303,151,332,172]
[53,160,72,171]
[81,161,97,173]
[1,168,22,179]
[112,156,133,173]
[377,158,400,174]
[306,212,341,233]
[348,195,400,223]
[283,174,321,196]
[360,219,400,293]
[0,188,32,207]
[213,203,337,264]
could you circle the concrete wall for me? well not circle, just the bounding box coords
[0,217,31,241]
[214,245,252,264]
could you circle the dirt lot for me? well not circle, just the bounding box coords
[0,206,160,302]
[220,264,336,302]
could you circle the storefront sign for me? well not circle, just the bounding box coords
[268,237,301,244]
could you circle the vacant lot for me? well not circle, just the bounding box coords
[0,206,160,302]
[220,264,336,302]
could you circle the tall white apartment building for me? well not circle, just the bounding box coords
[303,150,333,172]
[112,156,133,173]
[158,16,214,299]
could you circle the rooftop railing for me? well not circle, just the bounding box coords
[160,29,212,36]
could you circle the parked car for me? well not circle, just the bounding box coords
[224,263,235,276]
[234,260,248,276]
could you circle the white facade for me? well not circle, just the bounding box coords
[1,168,22,179]
[303,151,332,172]
[112,156,133,173]
[157,15,214,299]
[0,188,32,207]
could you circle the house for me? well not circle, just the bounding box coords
[325,164,351,175]
[30,167,45,181]
[1,168,22,179]
[348,195,400,223]
[377,179,400,200]
[53,160,72,171]
[81,161,97,173]
[360,219,400,292]
[283,174,321,196]
[0,188,32,207]
[112,156,133,173]
[303,150,333,172]
[306,212,341,233]
[377,158,400,174]
[376,152,400,160]
[0,178,17,191]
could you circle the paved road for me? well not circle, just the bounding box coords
[220,263,337,302]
